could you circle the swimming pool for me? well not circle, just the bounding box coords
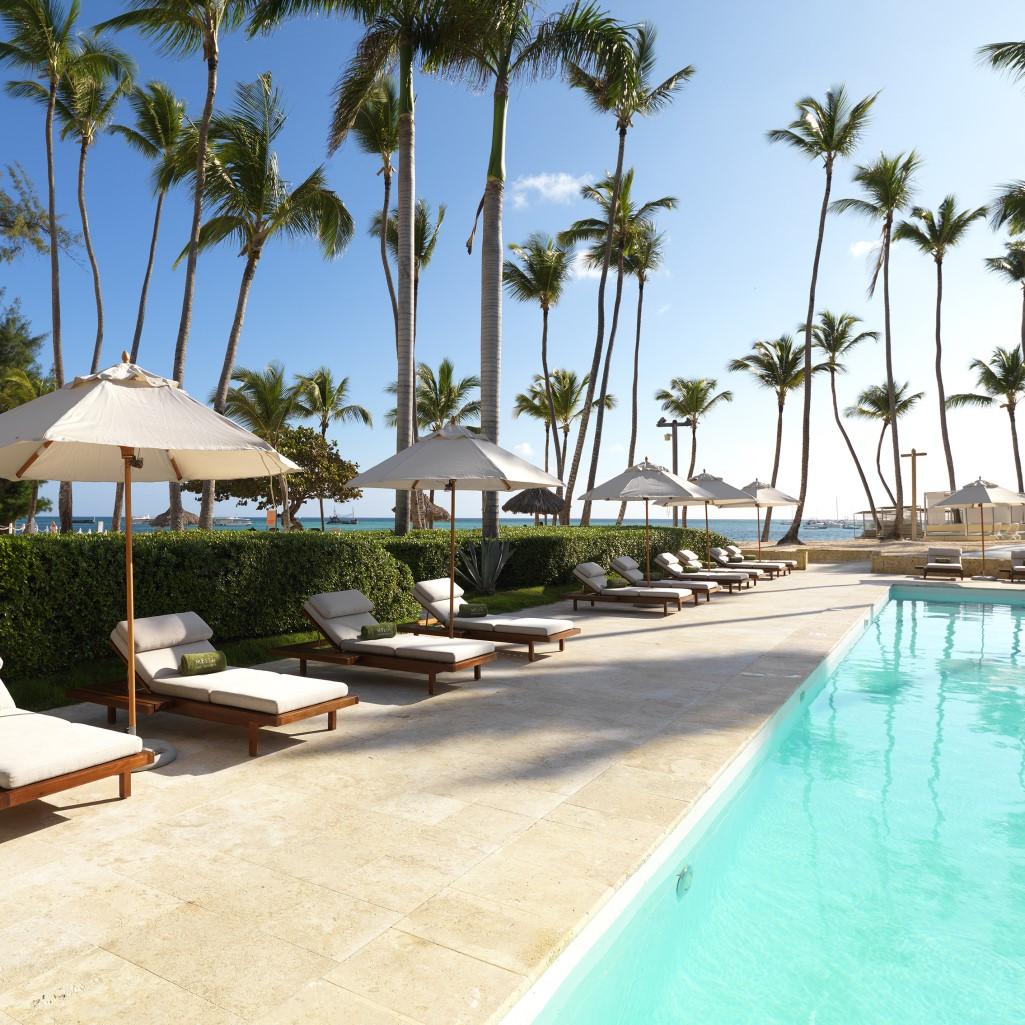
[521,589,1025,1025]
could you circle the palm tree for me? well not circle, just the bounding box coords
[727,335,805,540]
[99,0,250,529]
[188,73,354,529]
[615,221,664,526]
[947,347,1025,491]
[767,85,876,545]
[223,362,299,529]
[110,80,186,362]
[561,23,693,525]
[351,74,399,341]
[295,367,372,530]
[560,168,676,524]
[846,382,924,508]
[810,310,880,531]
[513,379,554,472]
[653,377,732,525]
[504,232,573,477]
[984,245,1025,361]
[894,196,987,491]
[0,366,54,524]
[832,151,921,538]
[430,0,626,539]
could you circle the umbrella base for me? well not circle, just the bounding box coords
[134,738,178,771]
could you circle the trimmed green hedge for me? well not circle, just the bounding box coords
[0,531,419,681]
[380,524,732,589]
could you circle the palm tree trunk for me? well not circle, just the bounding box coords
[539,304,562,478]
[684,421,698,527]
[480,78,508,541]
[1009,403,1024,492]
[561,123,627,524]
[581,256,626,526]
[279,472,291,530]
[76,142,104,374]
[779,159,834,546]
[830,370,879,531]
[933,258,956,490]
[393,43,415,536]
[169,45,219,531]
[1020,285,1025,365]
[616,275,646,527]
[876,422,896,507]
[130,190,164,363]
[380,167,398,340]
[881,219,905,537]
[762,400,785,541]
[199,250,261,529]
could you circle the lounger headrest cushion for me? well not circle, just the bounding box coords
[927,546,962,560]
[307,590,374,620]
[656,553,679,566]
[611,557,643,583]
[1013,548,1025,563]
[0,676,13,711]
[302,598,378,645]
[726,545,742,555]
[679,549,699,561]
[575,562,605,579]
[415,578,464,604]
[112,611,213,654]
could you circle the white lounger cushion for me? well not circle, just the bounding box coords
[670,551,757,582]
[927,547,963,563]
[207,669,347,715]
[0,709,143,789]
[726,544,795,568]
[612,556,717,594]
[573,562,684,599]
[414,579,574,637]
[0,662,14,711]
[1012,549,1025,568]
[573,562,609,591]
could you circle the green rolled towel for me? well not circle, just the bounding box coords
[458,602,488,617]
[179,650,227,676]
[728,555,745,563]
[360,622,396,640]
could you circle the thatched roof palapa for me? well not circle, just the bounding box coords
[150,507,200,528]
[502,488,563,516]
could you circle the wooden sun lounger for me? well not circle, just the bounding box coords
[562,590,685,615]
[401,618,581,662]
[1,748,154,810]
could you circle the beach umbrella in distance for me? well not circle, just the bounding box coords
[349,423,561,634]
[580,458,708,581]
[660,470,751,562]
[936,478,1025,578]
[739,480,798,556]
[0,355,299,765]
[503,487,563,525]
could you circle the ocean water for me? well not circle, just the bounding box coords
[533,594,1025,1025]
[16,515,860,543]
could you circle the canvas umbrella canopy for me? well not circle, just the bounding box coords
[935,478,1025,577]
[659,470,751,563]
[349,423,561,634]
[739,480,798,556]
[580,458,706,581]
[0,356,298,761]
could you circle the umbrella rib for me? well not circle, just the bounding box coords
[15,440,52,478]
[166,453,183,482]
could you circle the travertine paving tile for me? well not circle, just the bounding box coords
[253,979,419,1025]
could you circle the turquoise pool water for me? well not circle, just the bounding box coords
[534,594,1025,1025]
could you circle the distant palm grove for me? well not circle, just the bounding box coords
[3,2,1025,541]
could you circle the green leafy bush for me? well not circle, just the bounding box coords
[0,531,419,681]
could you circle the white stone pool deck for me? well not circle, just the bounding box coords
[0,564,923,1024]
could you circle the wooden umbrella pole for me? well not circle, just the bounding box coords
[449,482,456,639]
[645,498,651,583]
[704,502,711,566]
[756,506,762,557]
[123,452,137,735]
[981,503,986,576]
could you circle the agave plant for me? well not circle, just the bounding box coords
[456,539,513,595]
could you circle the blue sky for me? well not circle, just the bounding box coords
[3,0,1025,520]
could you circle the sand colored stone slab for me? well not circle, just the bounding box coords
[336,854,463,914]
[253,979,419,1025]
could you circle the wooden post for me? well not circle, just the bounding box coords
[645,498,651,583]
[756,506,762,557]
[122,449,137,735]
[980,502,987,576]
[448,481,456,639]
[900,449,927,540]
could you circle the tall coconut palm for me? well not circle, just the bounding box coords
[560,168,676,524]
[0,366,54,524]
[99,0,250,529]
[767,85,876,545]
[653,377,732,525]
[832,151,921,538]
[810,310,880,530]
[223,361,299,528]
[615,221,663,525]
[727,335,806,540]
[561,23,693,525]
[429,0,626,539]
[504,232,573,477]
[984,245,1025,361]
[513,379,554,472]
[295,367,372,530]
[947,347,1025,491]
[188,73,354,529]
[845,382,923,508]
[894,196,987,491]
[110,80,186,362]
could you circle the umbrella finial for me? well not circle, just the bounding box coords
[121,350,130,363]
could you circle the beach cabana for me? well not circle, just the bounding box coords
[503,487,563,525]
[350,423,561,635]
[936,478,1025,578]
[150,507,200,529]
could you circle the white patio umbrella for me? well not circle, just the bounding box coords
[658,470,751,563]
[935,478,1025,578]
[349,423,561,635]
[739,479,798,557]
[0,356,298,762]
[580,458,705,581]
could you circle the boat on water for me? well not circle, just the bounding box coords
[329,504,358,525]
[212,516,250,526]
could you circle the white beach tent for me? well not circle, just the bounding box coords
[349,423,561,634]
[0,356,299,761]
[580,458,707,581]
[936,478,1025,578]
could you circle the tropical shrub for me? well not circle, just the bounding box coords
[456,539,513,594]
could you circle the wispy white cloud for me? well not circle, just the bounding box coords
[513,441,534,459]
[569,252,601,281]
[509,171,590,210]
[850,239,880,258]
[656,303,671,316]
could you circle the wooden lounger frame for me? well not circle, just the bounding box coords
[718,561,781,579]
[402,618,581,662]
[916,564,966,581]
[1000,565,1025,582]
[562,589,687,615]
[268,611,497,695]
[669,575,745,593]
[1,748,154,810]
[70,642,359,756]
